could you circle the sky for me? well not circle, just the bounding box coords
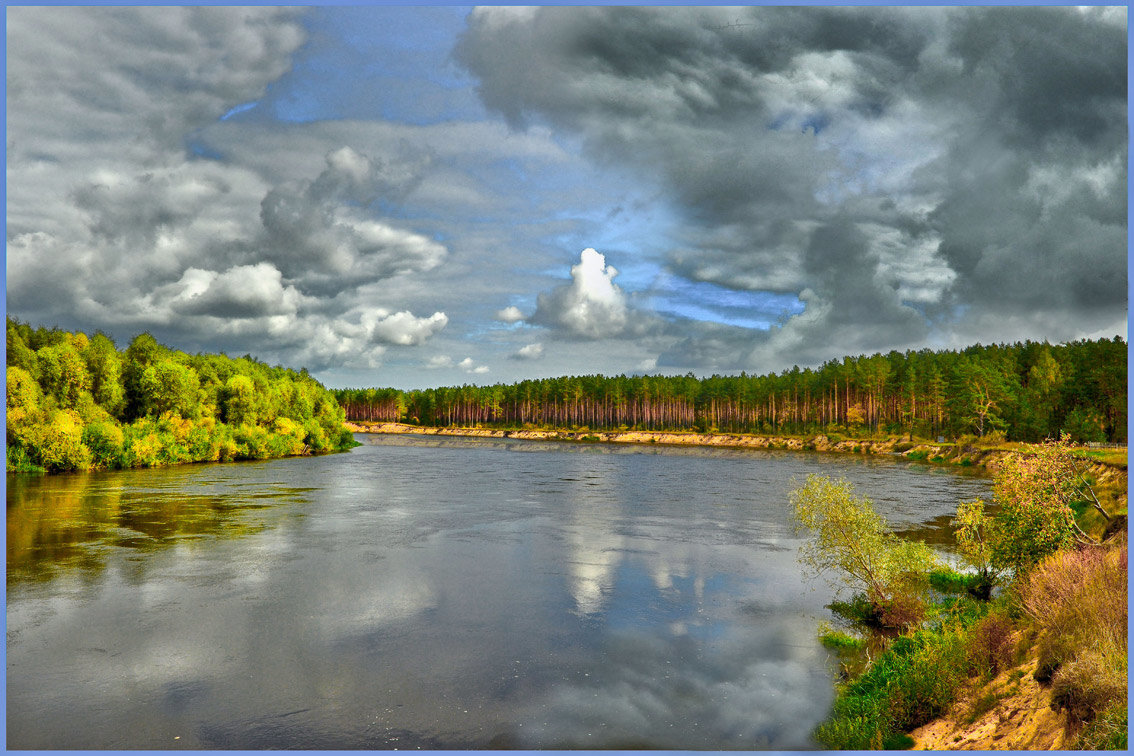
[5,5,1128,390]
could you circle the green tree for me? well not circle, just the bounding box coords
[949,356,1012,437]
[36,341,91,407]
[122,332,165,419]
[952,498,1003,598]
[979,437,1111,574]
[139,360,201,418]
[790,475,939,611]
[83,332,126,416]
[6,319,38,376]
[223,374,257,425]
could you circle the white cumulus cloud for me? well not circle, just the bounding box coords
[530,248,656,340]
[496,305,526,323]
[510,343,544,361]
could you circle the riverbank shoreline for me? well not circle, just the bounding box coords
[345,421,1096,470]
[344,421,1128,500]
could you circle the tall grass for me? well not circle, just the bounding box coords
[814,627,969,749]
[1016,545,1127,731]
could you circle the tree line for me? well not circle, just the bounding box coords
[335,337,1127,443]
[7,317,355,473]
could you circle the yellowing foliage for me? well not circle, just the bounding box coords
[6,317,354,473]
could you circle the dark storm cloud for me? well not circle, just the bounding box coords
[257,146,445,296]
[458,6,1127,371]
[7,7,455,372]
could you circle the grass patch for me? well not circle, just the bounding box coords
[1075,701,1128,750]
[926,567,978,595]
[820,629,866,651]
[815,629,969,749]
[905,450,928,461]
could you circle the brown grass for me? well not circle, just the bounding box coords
[965,610,1015,678]
[1015,545,1127,722]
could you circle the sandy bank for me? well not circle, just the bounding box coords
[344,422,1127,482]
[344,421,977,465]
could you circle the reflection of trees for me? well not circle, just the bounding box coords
[6,470,269,586]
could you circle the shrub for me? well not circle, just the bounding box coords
[875,591,926,633]
[819,628,865,651]
[927,567,980,596]
[186,421,219,462]
[6,444,44,474]
[827,593,877,627]
[233,423,270,460]
[965,609,1015,678]
[82,421,125,468]
[1016,545,1127,683]
[790,475,939,611]
[122,425,162,468]
[884,629,968,732]
[18,410,92,472]
[1050,650,1126,725]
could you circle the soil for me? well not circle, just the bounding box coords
[911,650,1074,750]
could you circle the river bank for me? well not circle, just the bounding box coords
[343,421,1126,475]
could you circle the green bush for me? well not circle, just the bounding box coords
[233,423,270,460]
[82,421,125,468]
[926,567,977,595]
[7,318,356,473]
[6,444,44,474]
[16,411,92,472]
[815,627,971,749]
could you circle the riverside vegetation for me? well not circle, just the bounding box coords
[334,338,1126,444]
[792,437,1127,750]
[6,317,355,473]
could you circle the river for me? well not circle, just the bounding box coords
[6,434,991,749]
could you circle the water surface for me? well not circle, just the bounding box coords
[6,435,990,749]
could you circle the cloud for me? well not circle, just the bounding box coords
[529,248,658,340]
[496,306,526,323]
[6,7,453,374]
[424,355,488,374]
[458,357,490,375]
[166,263,307,319]
[510,343,544,361]
[258,146,446,294]
[6,6,308,161]
[458,6,1127,371]
[366,310,449,346]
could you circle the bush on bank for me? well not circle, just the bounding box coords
[798,448,1127,750]
[6,317,355,473]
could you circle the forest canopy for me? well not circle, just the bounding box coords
[6,317,355,473]
[335,338,1126,444]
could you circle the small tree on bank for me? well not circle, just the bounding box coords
[791,475,939,628]
[955,436,1115,578]
[953,497,1004,599]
